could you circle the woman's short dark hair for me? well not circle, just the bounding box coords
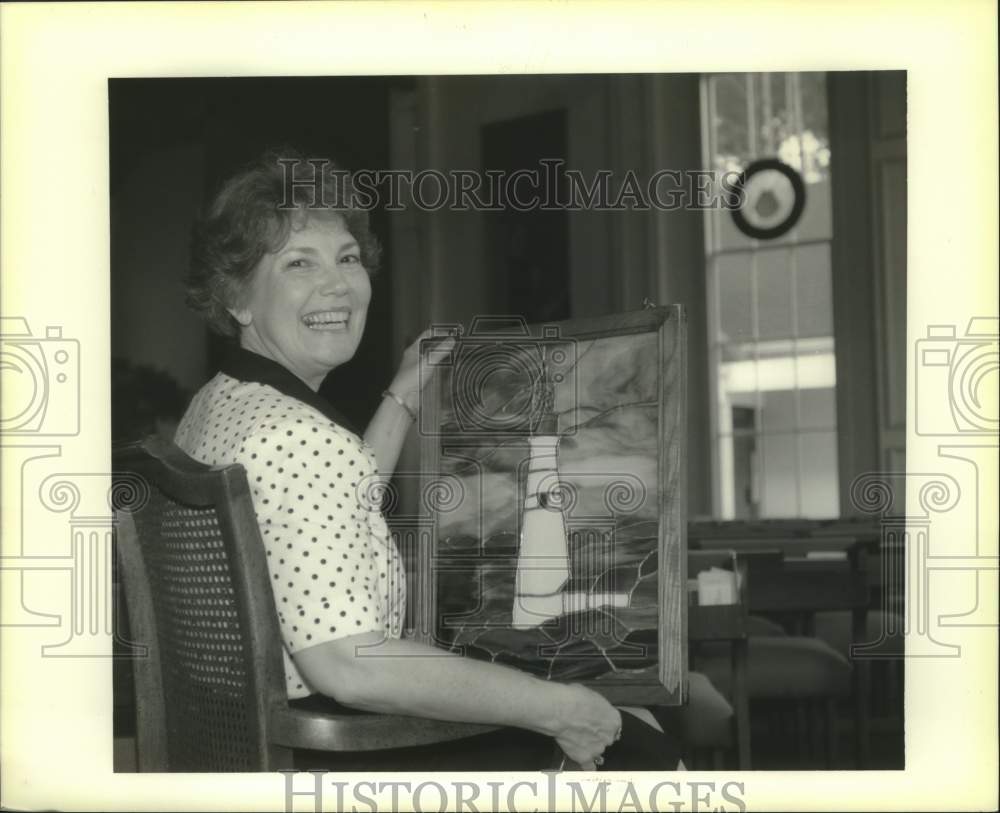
[185,148,382,338]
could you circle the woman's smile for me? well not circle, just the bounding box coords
[230,214,372,390]
[302,308,351,331]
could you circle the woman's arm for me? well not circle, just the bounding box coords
[345,333,620,763]
[363,392,414,480]
[293,632,622,766]
[363,328,453,480]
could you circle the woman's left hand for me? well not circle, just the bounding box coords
[387,326,457,413]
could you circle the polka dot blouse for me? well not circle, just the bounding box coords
[174,372,406,699]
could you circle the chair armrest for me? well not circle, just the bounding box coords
[269,705,499,752]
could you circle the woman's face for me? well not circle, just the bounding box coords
[230,214,371,390]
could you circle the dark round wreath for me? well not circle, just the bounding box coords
[730,158,807,240]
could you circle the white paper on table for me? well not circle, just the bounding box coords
[696,567,739,606]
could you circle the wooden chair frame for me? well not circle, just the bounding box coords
[114,437,495,772]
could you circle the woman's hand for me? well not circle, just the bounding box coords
[551,684,623,767]
[386,326,458,414]
[367,327,457,479]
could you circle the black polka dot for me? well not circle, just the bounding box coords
[172,373,406,701]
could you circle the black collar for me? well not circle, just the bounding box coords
[219,346,359,434]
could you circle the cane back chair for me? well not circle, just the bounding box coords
[113,436,495,771]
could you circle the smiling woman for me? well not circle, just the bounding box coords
[184,149,381,344]
[171,149,682,771]
[231,216,372,390]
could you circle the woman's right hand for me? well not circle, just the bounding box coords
[386,326,458,413]
[551,684,622,766]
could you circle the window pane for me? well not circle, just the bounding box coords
[799,387,838,430]
[728,428,758,519]
[794,243,834,336]
[759,432,798,517]
[753,340,797,392]
[761,389,797,434]
[793,337,836,390]
[703,71,838,519]
[712,74,751,162]
[798,73,830,139]
[718,352,760,410]
[795,175,833,241]
[716,207,756,252]
[798,431,839,517]
[799,73,830,166]
[756,248,794,340]
[707,73,755,252]
[759,73,790,155]
[716,254,753,342]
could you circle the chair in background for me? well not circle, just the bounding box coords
[812,607,904,752]
[688,531,866,768]
[113,437,498,772]
[684,549,752,769]
[654,672,735,770]
[693,623,852,768]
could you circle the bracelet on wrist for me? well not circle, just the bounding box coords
[382,389,417,422]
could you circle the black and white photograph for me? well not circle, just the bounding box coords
[1,3,996,812]
[107,71,907,777]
